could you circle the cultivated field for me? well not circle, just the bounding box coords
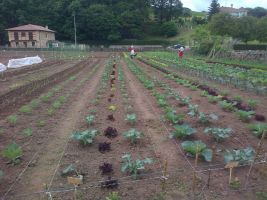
[0,51,266,200]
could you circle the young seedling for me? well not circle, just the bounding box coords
[23,128,33,137]
[2,143,23,165]
[121,154,153,179]
[106,192,120,200]
[247,99,259,110]
[123,129,143,144]
[36,120,46,127]
[104,127,118,138]
[47,108,55,116]
[248,124,267,138]
[236,110,255,122]
[7,115,18,126]
[72,129,98,145]
[188,104,199,117]
[30,99,40,109]
[125,114,137,125]
[170,124,196,139]
[219,101,235,112]
[86,115,95,126]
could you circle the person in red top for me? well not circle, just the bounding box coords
[129,45,136,59]
[178,46,185,59]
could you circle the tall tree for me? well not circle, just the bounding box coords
[256,17,267,42]
[208,0,220,21]
[248,7,267,18]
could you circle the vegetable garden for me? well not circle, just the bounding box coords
[0,51,266,200]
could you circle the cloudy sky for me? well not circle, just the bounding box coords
[181,0,267,11]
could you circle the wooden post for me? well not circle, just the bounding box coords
[161,159,168,192]
[193,153,199,192]
[207,168,211,189]
[225,162,238,185]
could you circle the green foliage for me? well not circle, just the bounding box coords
[19,105,32,114]
[30,99,40,109]
[198,112,210,124]
[106,192,120,200]
[219,101,235,112]
[224,147,255,164]
[248,124,267,138]
[236,110,255,122]
[179,97,191,106]
[204,127,232,142]
[47,108,55,116]
[36,120,46,127]
[256,17,267,42]
[160,21,178,37]
[58,96,67,103]
[7,115,18,125]
[61,164,77,177]
[40,92,53,102]
[2,143,22,165]
[233,95,242,102]
[125,114,137,125]
[247,99,259,109]
[23,128,33,137]
[170,124,196,139]
[165,110,184,124]
[52,100,62,109]
[208,0,220,20]
[121,154,153,179]
[86,115,95,126]
[72,129,98,145]
[200,91,209,97]
[188,104,199,117]
[209,13,235,36]
[123,129,143,144]
[207,95,220,103]
[256,191,267,200]
[181,140,213,162]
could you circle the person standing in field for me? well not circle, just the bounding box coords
[129,45,136,59]
[178,46,185,59]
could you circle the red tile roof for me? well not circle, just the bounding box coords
[6,24,55,32]
[220,6,247,13]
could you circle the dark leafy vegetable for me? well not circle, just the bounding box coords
[107,115,115,121]
[98,142,111,153]
[104,127,118,138]
[99,163,113,174]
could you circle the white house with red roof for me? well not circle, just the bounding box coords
[220,4,248,18]
[6,24,56,48]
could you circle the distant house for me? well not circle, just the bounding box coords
[6,24,56,48]
[220,4,247,18]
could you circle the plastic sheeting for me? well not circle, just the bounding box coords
[7,56,42,69]
[0,63,7,72]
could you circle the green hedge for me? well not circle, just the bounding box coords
[233,44,267,51]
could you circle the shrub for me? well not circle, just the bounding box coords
[160,21,178,37]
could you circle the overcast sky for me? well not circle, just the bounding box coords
[181,0,267,11]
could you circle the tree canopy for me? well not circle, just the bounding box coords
[208,0,220,21]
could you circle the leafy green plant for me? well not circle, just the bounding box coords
[125,114,137,125]
[190,85,198,91]
[7,115,18,125]
[2,143,23,165]
[157,98,167,107]
[165,110,184,124]
[221,90,229,96]
[58,96,67,103]
[19,105,32,114]
[123,129,143,144]
[198,112,209,124]
[219,101,235,112]
[224,147,255,165]
[247,99,259,110]
[188,104,199,117]
[23,128,33,137]
[30,99,40,109]
[61,164,77,177]
[69,76,76,81]
[86,115,95,126]
[36,120,46,127]
[248,124,267,138]
[121,154,153,179]
[236,110,255,122]
[200,91,209,97]
[52,100,62,109]
[40,91,53,102]
[179,97,191,106]
[207,95,220,104]
[106,192,120,200]
[204,127,232,142]
[181,140,213,162]
[229,178,241,189]
[47,108,55,116]
[144,80,154,90]
[233,95,242,102]
[72,129,98,145]
[170,124,196,139]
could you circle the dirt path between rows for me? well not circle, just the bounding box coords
[5,59,106,199]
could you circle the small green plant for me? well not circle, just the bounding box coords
[52,100,62,109]
[236,110,255,122]
[23,128,33,137]
[106,192,120,200]
[256,191,267,200]
[229,178,241,189]
[126,105,134,113]
[207,95,220,104]
[72,129,98,145]
[200,91,209,97]
[36,120,46,127]
[179,97,191,106]
[121,154,153,179]
[198,112,209,124]
[123,129,143,144]
[221,90,229,96]
[19,105,32,114]
[52,85,62,92]
[40,91,53,102]
[7,115,18,126]
[170,124,196,139]
[61,164,77,177]
[2,143,23,165]
[58,96,67,103]
[69,76,76,81]
[165,110,184,124]
[30,99,40,109]
[190,85,198,91]
[233,95,242,102]
[47,108,55,116]
[181,140,213,162]
[247,99,259,109]
[224,147,255,165]
[204,127,232,142]
[188,104,199,117]
[109,105,117,111]
[157,98,167,107]
[125,114,137,125]
[248,124,267,138]
[86,115,95,126]
[219,101,235,112]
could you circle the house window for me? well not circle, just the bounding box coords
[23,42,27,47]
[29,32,33,40]
[14,32,19,40]
[21,32,26,37]
[46,33,48,38]
[32,42,35,47]
[16,42,19,47]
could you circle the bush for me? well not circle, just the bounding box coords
[160,21,178,37]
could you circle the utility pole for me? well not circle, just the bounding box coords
[73,11,77,47]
